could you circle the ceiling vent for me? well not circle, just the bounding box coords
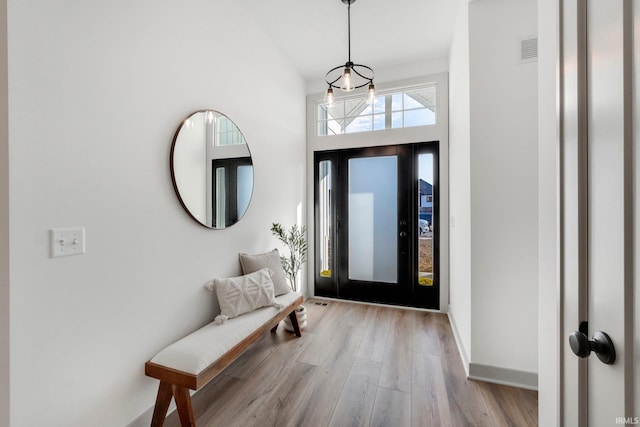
[519,36,538,64]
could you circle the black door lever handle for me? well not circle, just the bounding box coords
[569,330,616,365]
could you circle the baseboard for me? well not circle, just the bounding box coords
[447,309,538,391]
[311,295,446,314]
[446,309,470,376]
[468,363,538,391]
[126,407,151,427]
[126,401,177,427]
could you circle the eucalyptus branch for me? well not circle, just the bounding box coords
[271,223,307,292]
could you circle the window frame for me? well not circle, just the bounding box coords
[316,83,438,137]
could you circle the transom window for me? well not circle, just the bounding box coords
[216,116,245,146]
[316,84,437,137]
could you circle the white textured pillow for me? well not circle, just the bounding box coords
[207,268,279,321]
[239,249,291,296]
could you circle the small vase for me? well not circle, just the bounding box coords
[283,305,307,332]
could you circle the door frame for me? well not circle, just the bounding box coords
[210,156,253,228]
[305,74,450,313]
[313,143,440,308]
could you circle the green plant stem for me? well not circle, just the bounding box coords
[271,223,307,292]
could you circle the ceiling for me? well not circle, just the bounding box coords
[239,0,460,85]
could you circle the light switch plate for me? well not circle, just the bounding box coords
[50,227,85,258]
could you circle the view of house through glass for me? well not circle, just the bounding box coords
[418,153,434,287]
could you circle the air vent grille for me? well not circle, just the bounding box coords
[519,36,538,63]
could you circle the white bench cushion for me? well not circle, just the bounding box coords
[149,291,301,376]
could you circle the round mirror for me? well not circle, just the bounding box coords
[170,110,254,229]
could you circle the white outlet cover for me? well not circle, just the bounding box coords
[50,227,85,258]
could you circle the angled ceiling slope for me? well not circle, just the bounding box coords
[238,0,458,86]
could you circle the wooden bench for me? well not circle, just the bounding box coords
[145,291,304,427]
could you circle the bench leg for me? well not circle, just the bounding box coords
[288,310,302,337]
[172,385,196,427]
[150,381,173,427]
[271,323,279,333]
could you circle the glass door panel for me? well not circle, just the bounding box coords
[413,145,439,309]
[236,165,253,219]
[318,160,333,278]
[214,167,226,228]
[348,156,398,283]
[418,153,434,287]
[314,154,338,298]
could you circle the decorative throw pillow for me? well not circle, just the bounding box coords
[239,249,291,296]
[206,268,281,323]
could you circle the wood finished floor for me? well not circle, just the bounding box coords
[163,298,538,427]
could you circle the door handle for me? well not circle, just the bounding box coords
[569,330,616,365]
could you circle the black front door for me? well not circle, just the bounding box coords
[314,142,439,309]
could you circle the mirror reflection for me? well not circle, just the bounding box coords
[170,110,253,229]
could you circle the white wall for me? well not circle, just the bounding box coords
[468,0,538,375]
[448,0,538,386]
[447,0,472,368]
[5,1,306,426]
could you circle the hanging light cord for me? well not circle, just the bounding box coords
[347,1,351,63]
[324,0,374,93]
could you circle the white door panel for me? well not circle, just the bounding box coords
[586,1,629,425]
[560,0,638,424]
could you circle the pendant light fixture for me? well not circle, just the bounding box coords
[324,0,375,106]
